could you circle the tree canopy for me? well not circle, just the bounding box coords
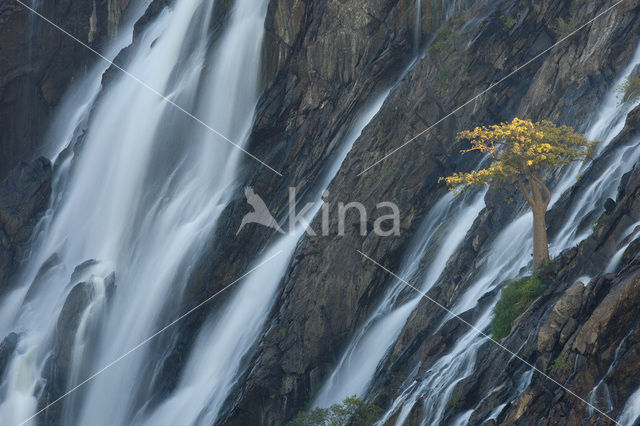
[441,118,598,192]
[440,118,598,272]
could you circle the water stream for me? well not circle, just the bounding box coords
[313,39,640,426]
[0,0,267,424]
[139,88,394,425]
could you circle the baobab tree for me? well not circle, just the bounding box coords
[441,118,598,272]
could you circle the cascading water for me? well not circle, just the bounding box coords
[313,190,486,408]
[619,386,640,425]
[6,0,640,424]
[309,39,640,425]
[0,0,268,424]
[138,88,394,425]
[375,42,640,425]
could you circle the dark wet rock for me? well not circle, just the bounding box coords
[537,282,584,353]
[39,274,112,424]
[50,282,96,377]
[219,0,640,424]
[0,332,19,380]
[0,157,52,295]
[69,259,100,283]
[0,0,130,179]
[604,198,616,214]
[104,271,116,300]
[24,253,63,301]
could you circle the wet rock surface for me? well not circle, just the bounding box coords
[0,157,52,296]
[39,272,115,424]
[222,1,640,424]
[3,0,640,424]
[0,0,130,179]
[0,332,19,381]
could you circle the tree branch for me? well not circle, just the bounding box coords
[516,177,535,207]
[532,175,552,208]
[526,172,543,205]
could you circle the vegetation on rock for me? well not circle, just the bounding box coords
[441,118,598,271]
[287,396,382,426]
[618,75,640,105]
[551,15,578,37]
[549,356,571,374]
[491,275,545,339]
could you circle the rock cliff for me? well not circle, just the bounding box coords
[0,0,130,179]
[3,0,640,425]
[223,0,640,424]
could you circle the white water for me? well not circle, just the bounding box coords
[311,40,640,425]
[313,190,485,408]
[379,44,640,425]
[0,0,269,424]
[6,1,640,424]
[140,88,394,425]
[619,386,640,425]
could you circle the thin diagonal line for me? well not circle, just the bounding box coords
[358,0,625,176]
[14,0,283,177]
[357,249,620,425]
[16,250,284,426]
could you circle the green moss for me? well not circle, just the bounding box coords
[551,15,578,36]
[279,327,288,339]
[437,24,452,38]
[499,14,516,30]
[449,390,462,406]
[549,356,570,373]
[491,276,545,339]
[377,122,383,141]
[287,396,382,426]
[617,75,640,105]
[452,15,466,28]
[438,67,450,85]
[428,40,446,55]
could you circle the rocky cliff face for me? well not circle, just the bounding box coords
[221,0,640,424]
[4,0,640,424]
[443,105,640,425]
[0,0,130,179]
[0,157,52,296]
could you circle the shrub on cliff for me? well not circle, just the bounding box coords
[491,275,545,339]
[287,396,382,426]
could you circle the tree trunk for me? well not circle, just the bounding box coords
[532,204,550,272]
[517,173,551,273]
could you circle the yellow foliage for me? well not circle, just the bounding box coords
[440,118,598,192]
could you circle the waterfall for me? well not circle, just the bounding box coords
[375,42,640,425]
[139,88,394,425]
[0,0,268,423]
[313,190,486,408]
[619,387,640,425]
[0,0,398,415]
[309,39,640,424]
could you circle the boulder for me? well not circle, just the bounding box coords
[536,282,584,352]
[604,198,616,214]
